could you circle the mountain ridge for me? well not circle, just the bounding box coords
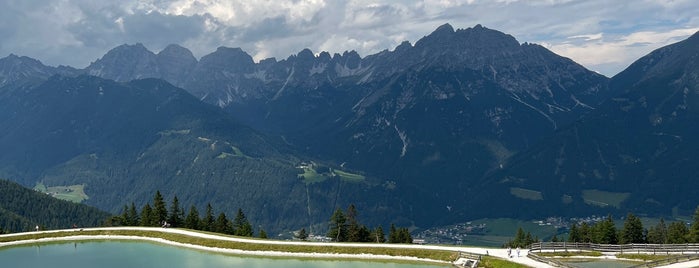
[3,24,698,233]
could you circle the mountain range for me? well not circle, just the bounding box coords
[1,23,698,233]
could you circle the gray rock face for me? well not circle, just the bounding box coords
[157,44,197,86]
[0,54,67,87]
[86,43,160,82]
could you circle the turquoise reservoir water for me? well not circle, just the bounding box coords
[0,241,446,268]
[564,259,638,268]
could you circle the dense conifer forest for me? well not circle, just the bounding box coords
[0,179,110,233]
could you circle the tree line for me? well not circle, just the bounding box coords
[305,204,412,243]
[106,191,265,238]
[508,206,699,247]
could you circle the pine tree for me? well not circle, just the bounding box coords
[508,227,526,248]
[184,205,200,230]
[667,221,689,244]
[388,224,398,243]
[345,204,361,242]
[620,213,645,244]
[214,212,233,234]
[327,208,347,242]
[580,222,591,243]
[167,196,184,228]
[373,226,386,243]
[551,234,559,242]
[688,206,699,242]
[358,225,372,242]
[120,205,131,226]
[397,227,413,244]
[128,202,140,226]
[201,203,214,231]
[525,231,535,246]
[152,191,168,226]
[259,229,268,239]
[140,203,156,227]
[568,223,580,242]
[647,218,667,244]
[596,215,617,244]
[233,208,253,237]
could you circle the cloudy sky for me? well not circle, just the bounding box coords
[1,0,698,77]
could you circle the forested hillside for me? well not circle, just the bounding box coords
[0,179,110,233]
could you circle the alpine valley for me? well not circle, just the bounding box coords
[1,24,698,234]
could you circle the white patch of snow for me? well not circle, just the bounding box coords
[394,125,408,158]
[244,69,268,82]
[509,93,557,129]
[570,95,594,109]
[272,67,295,100]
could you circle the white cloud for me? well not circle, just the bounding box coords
[544,28,699,76]
[1,0,698,75]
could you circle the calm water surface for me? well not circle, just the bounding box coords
[564,259,638,268]
[0,241,446,268]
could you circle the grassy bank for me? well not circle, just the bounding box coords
[0,229,457,263]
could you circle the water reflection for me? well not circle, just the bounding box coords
[0,241,445,268]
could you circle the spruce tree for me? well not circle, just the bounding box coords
[667,221,689,244]
[596,215,617,244]
[128,202,140,226]
[373,226,386,243]
[388,223,398,243]
[398,227,413,244]
[649,218,667,244]
[140,203,156,227]
[184,205,200,230]
[568,223,580,242]
[120,205,131,226]
[620,213,645,244]
[580,222,591,243]
[233,208,253,237]
[327,208,347,242]
[201,203,214,231]
[168,196,184,228]
[345,204,362,242]
[214,212,234,234]
[259,229,268,239]
[152,191,168,226]
[688,206,699,242]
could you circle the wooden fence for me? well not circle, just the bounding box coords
[531,242,699,254]
[527,251,578,268]
[628,255,699,268]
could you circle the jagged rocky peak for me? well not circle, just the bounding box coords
[86,43,159,81]
[613,30,699,88]
[99,43,156,60]
[198,46,254,73]
[1,53,46,69]
[156,44,197,86]
[394,41,413,53]
[332,50,362,69]
[415,23,520,52]
[157,44,196,63]
[0,54,62,86]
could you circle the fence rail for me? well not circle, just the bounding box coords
[527,252,578,268]
[628,255,699,268]
[531,242,699,254]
